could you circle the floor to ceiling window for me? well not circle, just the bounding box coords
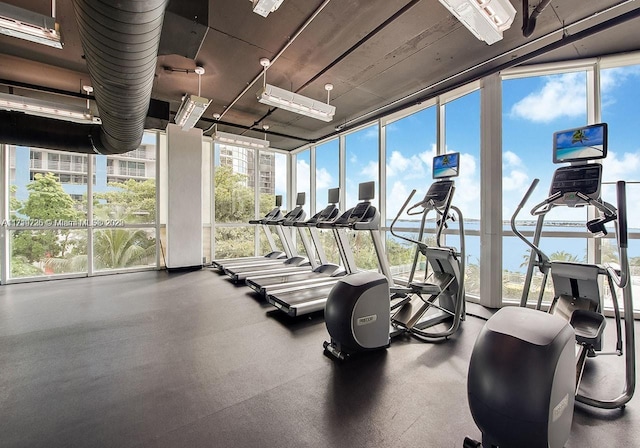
[5,131,158,280]
[345,124,380,270]
[93,132,157,272]
[9,146,89,278]
[258,151,287,255]
[213,143,256,259]
[502,69,589,304]
[384,106,437,281]
[443,88,481,297]
[295,149,311,217]
[599,59,640,312]
[315,139,340,265]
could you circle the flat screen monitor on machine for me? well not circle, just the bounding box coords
[433,152,460,179]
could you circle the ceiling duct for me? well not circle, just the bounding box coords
[71,0,169,154]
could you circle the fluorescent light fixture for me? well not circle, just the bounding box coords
[251,0,285,17]
[214,131,270,150]
[174,94,211,130]
[0,2,62,49]
[439,0,516,45]
[0,92,100,124]
[257,83,336,122]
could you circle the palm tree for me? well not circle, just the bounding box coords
[46,229,155,272]
[93,228,155,269]
[549,250,583,262]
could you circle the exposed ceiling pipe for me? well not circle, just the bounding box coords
[71,0,169,154]
[522,0,554,37]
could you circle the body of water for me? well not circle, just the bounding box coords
[386,219,637,273]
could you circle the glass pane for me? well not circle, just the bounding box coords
[502,72,588,303]
[9,145,89,278]
[215,227,255,258]
[317,229,341,266]
[93,228,155,271]
[385,107,436,222]
[316,139,339,212]
[259,227,285,255]
[383,107,438,283]
[94,132,157,224]
[215,145,256,224]
[258,150,284,217]
[346,124,379,209]
[445,90,481,297]
[600,64,640,312]
[10,229,88,278]
[386,230,419,282]
[347,230,378,271]
[295,150,311,216]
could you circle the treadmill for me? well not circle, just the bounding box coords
[217,193,306,273]
[266,181,393,317]
[223,193,316,282]
[211,195,286,271]
[246,187,345,297]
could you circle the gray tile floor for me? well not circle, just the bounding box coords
[0,269,638,447]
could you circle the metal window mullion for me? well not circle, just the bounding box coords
[378,119,386,251]
[310,145,316,216]
[254,148,260,257]
[87,151,94,276]
[0,144,6,284]
[155,131,161,269]
[339,134,346,211]
[437,98,445,155]
[209,139,215,263]
[587,64,601,265]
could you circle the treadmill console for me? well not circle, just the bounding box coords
[549,164,602,206]
[348,202,372,224]
[423,180,454,208]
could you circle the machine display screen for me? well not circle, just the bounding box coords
[553,123,607,163]
[433,153,460,179]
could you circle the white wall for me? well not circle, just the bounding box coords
[166,123,203,269]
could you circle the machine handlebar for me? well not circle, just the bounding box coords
[617,181,628,249]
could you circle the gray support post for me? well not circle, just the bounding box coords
[479,73,503,308]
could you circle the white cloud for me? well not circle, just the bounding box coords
[316,167,333,190]
[386,151,411,176]
[602,150,640,182]
[361,161,379,180]
[600,66,640,111]
[386,150,427,179]
[418,144,438,169]
[503,150,523,168]
[510,73,586,123]
[387,181,411,219]
[600,65,640,93]
[503,169,529,192]
[450,152,480,219]
[296,159,310,194]
[275,154,287,195]
[362,127,378,140]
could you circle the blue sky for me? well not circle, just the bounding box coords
[294,64,640,229]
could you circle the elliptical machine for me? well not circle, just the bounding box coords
[465,123,636,448]
[323,153,466,360]
[389,152,466,341]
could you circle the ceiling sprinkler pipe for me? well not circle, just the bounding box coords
[522,0,554,38]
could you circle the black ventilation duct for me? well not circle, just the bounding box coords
[71,0,169,154]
